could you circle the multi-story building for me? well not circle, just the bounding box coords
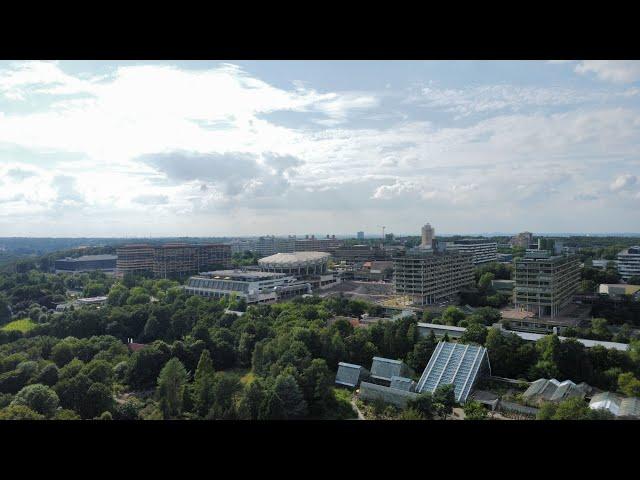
[444,239,498,265]
[184,270,311,304]
[617,246,640,282]
[294,235,342,252]
[331,244,389,264]
[357,231,365,240]
[116,243,232,278]
[513,251,580,318]
[255,236,296,257]
[510,231,533,248]
[229,238,258,254]
[421,223,435,248]
[393,249,474,305]
[54,254,117,273]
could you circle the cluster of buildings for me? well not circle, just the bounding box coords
[336,341,491,408]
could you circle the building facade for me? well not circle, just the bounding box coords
[116,243,232,278]
[54,254,117,273]
[357,231,365,240]
[393,249,474,305]
[445,239,498,265]
[617,246,640,281]
[421,223,435,248]
[510,231,533,248]
[184,270,311,304]
[513,251,580,318]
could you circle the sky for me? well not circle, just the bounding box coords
[0,60,639,237]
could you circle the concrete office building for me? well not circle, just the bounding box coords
[510,231,533,248]
[421,223,435,248]
[255,235,343,257]
[255,236,296,257]
[230,238,258,254]
[331,245,389,263]
[617,246,640,281]
[445,239,498,265]
[393,248,474,305]
[184,270,311,304]
[357,231,365,240]
[116,243,232,278]
[294,235,342,252]
[513,251,580,318]
[54,254,117,273]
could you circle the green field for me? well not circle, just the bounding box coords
[1,318,37,333]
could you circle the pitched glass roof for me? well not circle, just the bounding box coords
[416,342,490,403]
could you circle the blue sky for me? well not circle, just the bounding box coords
[0,60,639,237]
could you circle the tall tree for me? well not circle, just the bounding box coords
[193,350,216,417]
[156,358,188,419]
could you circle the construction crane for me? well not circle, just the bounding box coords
[377,225,386,248]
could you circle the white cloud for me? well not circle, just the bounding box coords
[575,61,640,84]
[610,174,638,191]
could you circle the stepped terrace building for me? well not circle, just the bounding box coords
[513,251,580,318]
[116,243,232,278]
[54,254,117,273]
[393,249,474,305]
[445,239,498,265]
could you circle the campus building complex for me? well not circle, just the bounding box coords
[184,270,311,304]
[513,251,580,318]
[116,243,232,278]
[393,248,474,305]
[54,254,117,273]
[445,239,498,265]
[617,246,640,282]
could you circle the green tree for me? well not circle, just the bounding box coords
[53,409,81,420]
[237,379,267,420]
[460,323,488,345]
[11,384,60,417]
[463,400,488,420]
[433,384,456,420]
[478,272,495,291]
[627,275,640,285]
[156,358,188,419]
[0,404,45,420]
[264,373,307,420]
[618,372,640,397]
[441,307,465,326]
[193,350,216,417]
[83,382,114,419]
[406,392,434,419]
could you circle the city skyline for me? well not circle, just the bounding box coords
[1,60,640,236]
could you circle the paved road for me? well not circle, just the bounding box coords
[351,398,365,420]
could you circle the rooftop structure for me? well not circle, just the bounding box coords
[54,254,117,273]
[522,378,591,405]
[335,362,369,388]
[416,341,490,403]
[258,251,330,275]
[370,357,413,383]
[358,381,418,408]
[417,322,466,339]
[513,252,580,318]
[598,283,640,297]
[617,246,640,281]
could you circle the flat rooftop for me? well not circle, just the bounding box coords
[58,254,117,261]
[197,270,287,280]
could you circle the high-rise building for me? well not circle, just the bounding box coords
[255,235,343,257]
[393,249,474,305]
[357,231,365,240]
[116,243,232,278]
[513,251,580,318]
[54,254,117,273]
[617,246,640,281]
[445,239,498,265]
[510,231,533,248]
[421,223,435,248]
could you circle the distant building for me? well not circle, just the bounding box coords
[294,235,343,253]
[184,270,311,304]
[591,259,614,270]
[352,260,394,282]
[491,279,515,295]
[393,248,474,305]
[513,251,580,318]
[331,245,389,263]
[116,243,231,278]
[497,253,513,262]
[617,246,640,281]
[229,238,258,254]
[255,236,296,257]
[510,231,533,248]
[598,284,640,298]
[357,231,365,240]
[445,239,498,265]
[421,223,435,248]
[54,254,117,273]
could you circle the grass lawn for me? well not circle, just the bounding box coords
[1,318,37,333]
[322,387,358,420]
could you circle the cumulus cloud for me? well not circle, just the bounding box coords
[5,168,37,182]
[132,194,169,205]
[575,61,640,84]
[610,174,638,191]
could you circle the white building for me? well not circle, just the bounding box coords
[421,223,435,248]
[617,246,640,281]
[445,239,498,265]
